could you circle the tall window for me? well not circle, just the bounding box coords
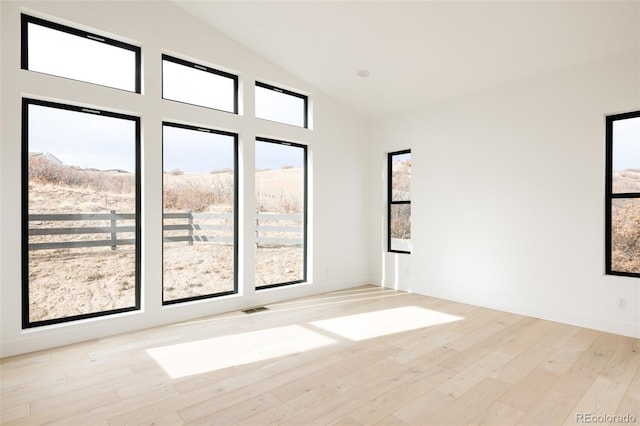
[255,138,307,288]
[388,150,412,253]
[21,14,141,93]
[606,111,640,277]
[162,123,238,303]
[22,99,140,327]
[162,55,238,113]
[255,82,308,128]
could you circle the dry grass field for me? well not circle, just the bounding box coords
[613,169,640,193]
[25,157,640,322]
[28,180,137,322]
[27,158,304,322]
[612,169,640,274]
[163,168,304,293]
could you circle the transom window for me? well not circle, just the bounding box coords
[21,14,141,93]
[162,55,238,113]
[255,82,308,128]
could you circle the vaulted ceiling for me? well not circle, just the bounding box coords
[171,1,639,119]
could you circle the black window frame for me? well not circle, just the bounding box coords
[605,110,640,278]
[161,121,239,305]
[255,136,308,290]
[21,14,142,94]
[21,98,142,328]
[255,82,309,128]
[388,149,412,254]
[161,54,239,114]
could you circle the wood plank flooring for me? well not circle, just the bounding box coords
[1,286,639,425]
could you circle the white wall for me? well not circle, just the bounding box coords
[0,0,371,357]
[370,49,640,338]
[2,0,638,359]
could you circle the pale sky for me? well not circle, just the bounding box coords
[30,101,638,178]
[29,104,136,172]
[255,85,306,128]
[162,59,235,113]
[29,104,304,173]
[613,116,640,171]
[255,140,304,169]
[28,18,637,175]
[28,21,307,174]
[163,125,235,173]
[28,22,136,92]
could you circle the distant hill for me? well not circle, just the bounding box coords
[613,169,640,193]
[29,152,63,165]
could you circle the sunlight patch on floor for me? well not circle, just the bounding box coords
[310,306,464,341]
[146,325,336,378]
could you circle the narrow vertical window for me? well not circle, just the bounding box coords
[388,150,412,253]
[21,14,141,93]
[23,99,140,327]
[606,111,640,277]
[255,82,308,128]
[255,138,307,288]
[162,55,238,113]
[162,123,238,303]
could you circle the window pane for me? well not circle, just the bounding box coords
[162,124,237,303]
[612,116,640,194]
[24,16,138,92]
[611,199,640,274]
[390,204,411,252]
[162,56,236,113]
[25,101,138,325]
[255,139,306,288]
[255,83,307,128]
[388,150,411,253]
[391,152,411,201]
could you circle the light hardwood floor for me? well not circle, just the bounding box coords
[1,286,639,425]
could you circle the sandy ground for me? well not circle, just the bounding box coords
[255,246,304,286]
[28,243,303,322]
[28,247,136,322]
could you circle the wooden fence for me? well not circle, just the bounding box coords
[28,211,303,250]
[254,212,304,246]
[162,212,233,245]
[28,211,135,251]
